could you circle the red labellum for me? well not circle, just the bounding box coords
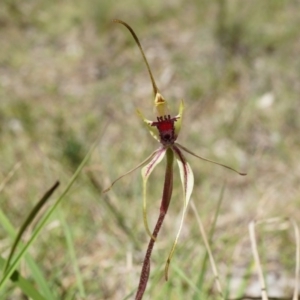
[151,115,178,145]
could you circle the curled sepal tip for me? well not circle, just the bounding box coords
[164,146,194,280]
[175,143,247,176]
[141,148,167,240]
[103,149,164,193]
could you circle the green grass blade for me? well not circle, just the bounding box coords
[24,255,56,299]
[4,181,60,273]
[171,261,204,298]
[0,209,56,299]
[0,256,46,300]
[58,208,86,298]
[230,261,253,298]
[0,138,98,290]
[0,209,16,237]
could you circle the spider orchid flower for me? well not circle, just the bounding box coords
[103,19,246,300]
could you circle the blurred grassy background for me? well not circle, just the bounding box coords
[0,0,300,299]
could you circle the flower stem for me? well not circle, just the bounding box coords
[135,148,174,300]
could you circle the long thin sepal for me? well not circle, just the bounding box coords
[141,147,167,239]
[113,19,159,96]
[175,143,246,176]
[103,149,162,193]
[164,146,194,280]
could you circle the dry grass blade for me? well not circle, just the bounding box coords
[289,218,299,300]
[0,161,22,193]
[191,200,224,300]
[248,220,269,300]
[249,217,300,300]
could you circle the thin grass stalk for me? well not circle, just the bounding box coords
[171,262,203,297]
[248,220,269,300]
[135,148,174,300]
[0,200,57,299]
[250,217,300,300]
[0,161,21,193]
[193,182,226,299]
[4,181,60,273]
[0,167,59,298]
[87,171,140,248]
[191,201,224,300]
[231,260,254,299]
[290,218,300,300]
[58,208,86,298]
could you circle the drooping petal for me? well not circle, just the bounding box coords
[103,149,163,193]
[175,143,247,176]
[173,145,194,206]
[141,147,167,239]
[164,145,194,280]
[174,100,184,139]
[136,109,160,142]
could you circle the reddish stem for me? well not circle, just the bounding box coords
[135,148,174,300]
